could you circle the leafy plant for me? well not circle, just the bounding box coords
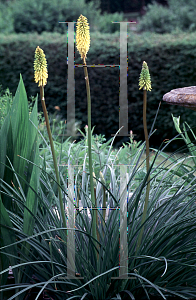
[93,11,124,34]
[3,0,125,35]
[0,1,14,34]
[10,0,98,34]
[0,85,42,130]
[137,2,177,34]
[138,0,196,33]
[172,114,196,167]
[0,75,41,290]
[1,14,196,299]
[1,76,196,299]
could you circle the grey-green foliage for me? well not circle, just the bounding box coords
[1,80,196,298]
[138,0,196,33]
[138,2,177,34]
[0,1,14,34]
[93,11,124,33]
[168,0,196,31]
[168,0,196,9]
[1,118,196,299]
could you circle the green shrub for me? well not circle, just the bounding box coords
[8,0,122,34]
[168,0,196,10]
[0,1,14,34]
[93,11,124,33]
[10,0,100,34]
[138,0,196,33]
[138,2,177,33]
[168,0,196,32]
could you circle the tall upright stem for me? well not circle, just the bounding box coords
[136,88,150,254]
[82,58,97,254]
[40,86,67,237]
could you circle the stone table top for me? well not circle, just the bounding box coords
[162,86,196,111]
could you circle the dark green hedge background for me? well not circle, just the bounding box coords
[1,30,196,150]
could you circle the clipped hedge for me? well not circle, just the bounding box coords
[0,31,196,150]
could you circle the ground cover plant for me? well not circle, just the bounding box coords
[1,14,196,300]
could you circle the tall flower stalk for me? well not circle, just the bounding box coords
[76,15,97,253]
[136,61,152,254]
[34,46,67,234]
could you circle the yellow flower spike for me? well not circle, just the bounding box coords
[33,46,67,240]
[76,14,90,61]
[139,61,152,91]
[34,46,48,87]
[76,15,97,254]
[136,60,151,254]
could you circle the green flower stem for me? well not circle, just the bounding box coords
[102,186,106,233]
[136,88,150,254]
[39,86,67,235]
[100,171,106,238]
[83,58,97,250]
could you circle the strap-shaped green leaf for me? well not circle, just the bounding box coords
[0,195,18,284]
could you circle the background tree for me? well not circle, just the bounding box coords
[85,0,168,14]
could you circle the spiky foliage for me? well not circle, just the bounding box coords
[1,117,196,299]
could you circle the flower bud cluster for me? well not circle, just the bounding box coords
[76,14,90,60]
[34,46,48,87]
[139,61,152,91]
